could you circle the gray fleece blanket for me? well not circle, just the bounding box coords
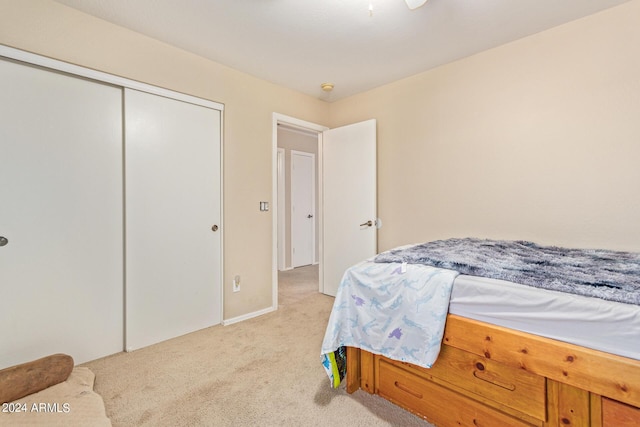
[374,238,640,306]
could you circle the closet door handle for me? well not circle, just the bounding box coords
[0,236,8,247]
[211,225,219,232]
[360,220,373,227]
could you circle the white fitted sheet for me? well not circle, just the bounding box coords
[449,274,640,360]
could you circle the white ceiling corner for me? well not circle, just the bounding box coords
[52,0,631,102]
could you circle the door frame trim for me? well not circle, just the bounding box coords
[272,113,328,309]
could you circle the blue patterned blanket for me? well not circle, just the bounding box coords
[321,260,459,387]
[374,238,640,306]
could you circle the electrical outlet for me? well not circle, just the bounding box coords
[233,275,241,292]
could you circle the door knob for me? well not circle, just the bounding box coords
[0,236,7,247]
[307,214,313,218]
[211,225,219,232]
[360,220,373,227]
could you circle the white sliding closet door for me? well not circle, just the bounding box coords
[125,89,222,351]
[0,59,123,368]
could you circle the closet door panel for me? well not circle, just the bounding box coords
[0,59,124,368]
[125,89,221,351]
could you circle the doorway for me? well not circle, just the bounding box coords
[272,114,378,306]
[276,125,319,270]
[272,114,327,308]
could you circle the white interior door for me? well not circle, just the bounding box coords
[321,119,377,296]
[125,88,222,351]
[0,59,124,368]
[277,148,286,270]
[291,151,316,267]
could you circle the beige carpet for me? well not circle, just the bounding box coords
[83,265,432,426]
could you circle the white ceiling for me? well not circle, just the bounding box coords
[53,0,630,101]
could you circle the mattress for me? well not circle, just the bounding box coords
[449,274,640,361]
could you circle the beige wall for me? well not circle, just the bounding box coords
[329,0,640,253]
[0,0,330,320]
[2,0,639,326]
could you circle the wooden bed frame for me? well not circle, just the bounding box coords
[345,314,640,427]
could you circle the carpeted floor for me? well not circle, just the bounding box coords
[83,265,431,426]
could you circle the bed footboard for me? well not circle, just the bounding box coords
[346,314,640,427]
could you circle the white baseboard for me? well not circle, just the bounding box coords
[221,305,276,326]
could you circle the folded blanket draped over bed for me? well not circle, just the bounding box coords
[321,238,640,387]
[321,261,459,388]
[374,238,640,306]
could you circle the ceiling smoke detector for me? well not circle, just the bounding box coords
[321,83,334,92]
